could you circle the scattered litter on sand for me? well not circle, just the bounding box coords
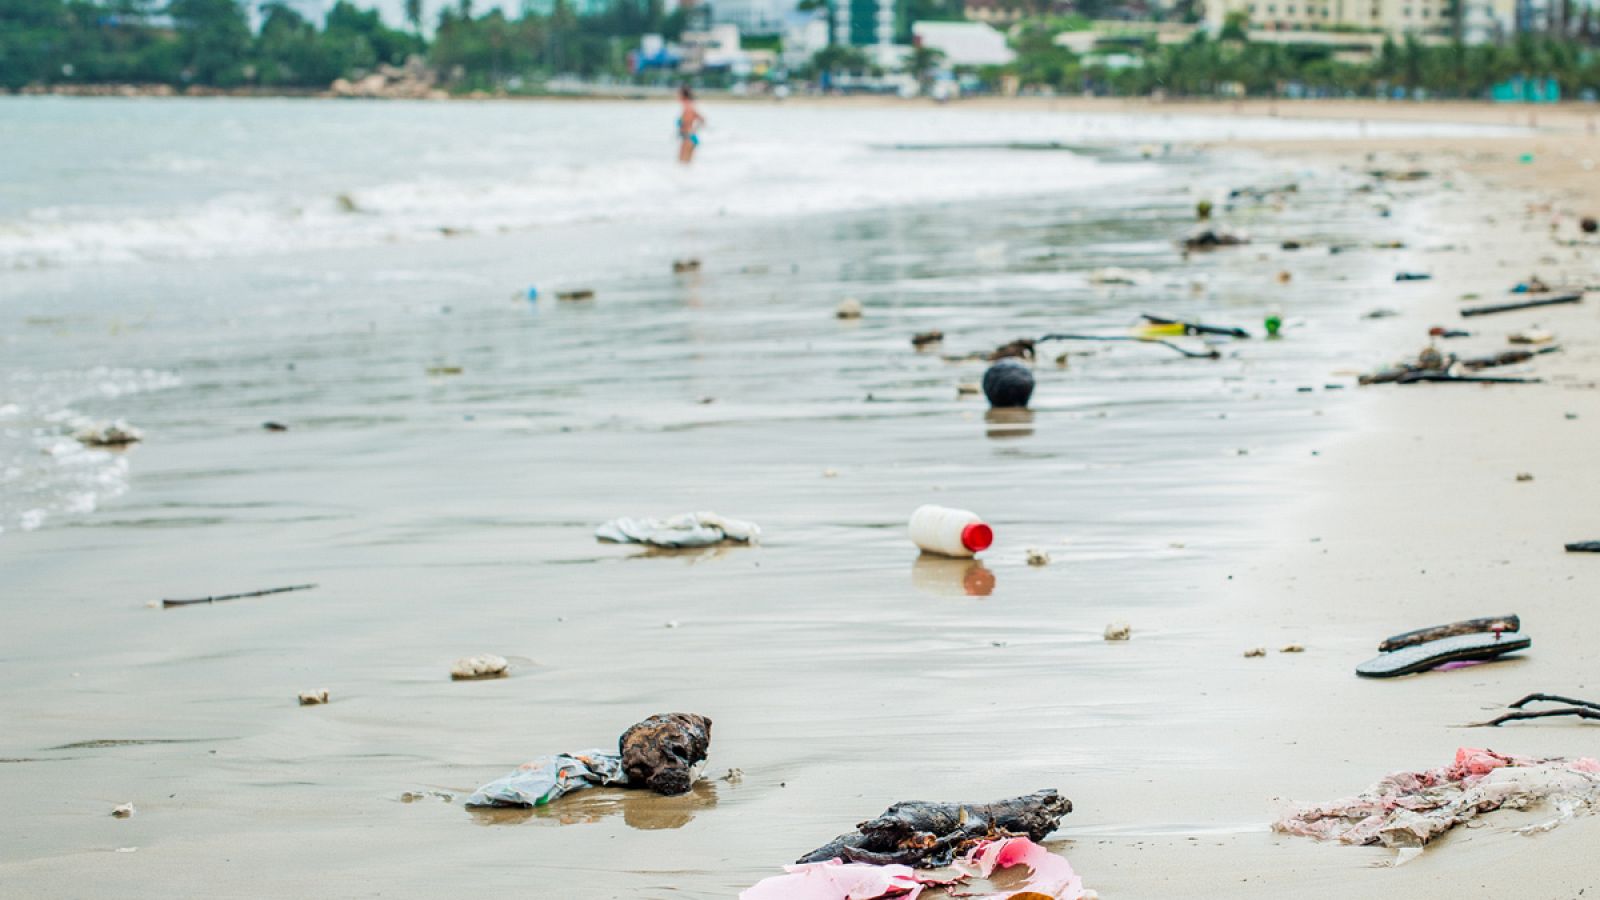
[111,803,134,819]
[73,420,143,447]
[910,505,992,559]
[795,789,1071,867]
[742,836,1093,900]
[425,366,463,376]
[1274,747,1600,864]
[1280,644,1305,653]
[466,713,712,806]
[1509,328,1555,345]
[1184,229,1248,251]
[1395,272,1432,282]
[722,768,744,784]
[262,421,289,432]
[400,789,453,803]
[672,258,701,273]
[1025,547,1051,566]
[836,298,863,319]
[1358,615,1529,677]
[450,654,509,681]
[982,359,1034,409]
[556,289,595,302]
[297,689,330,706]
[1516,472,1535,482]
[1243,647,1266,658]
[596,512,760,548]
[911,331,944,348]
[1103,622,1131,641]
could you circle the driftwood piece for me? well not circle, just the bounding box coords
[796,789,1071,867]
[1378,615,1520,652]
[619,713,711,796]
[162,584,317,608]
[1140,314,1250,339]
[1459,347,1559,370]
[1038,333,1220,359]
[1565,541,1600,553]
[1474,693,1600,727]
[1395,372,1541,384]
[1460,294,1582,318]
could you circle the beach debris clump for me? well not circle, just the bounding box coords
[1274,747,1600,865]
[595,512,759,548]
[450,654,509,681]
[1025,547,1052,566]
[556,289,595,302]
[835,298,863,319]
[1243,647,1267,658]
[1359,345,1552,386]
[1183,229,1248,251]
[297,689,330,706]
[743,835,1092,900]
[111,803,135,819]
[795,789,1072,867]
[466,712,712,807]
[672,258,701,273]
[73,420,143,447]
[1104,622,1132,641]
[910,330,944,348]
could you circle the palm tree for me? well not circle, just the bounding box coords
[405,0,423,37]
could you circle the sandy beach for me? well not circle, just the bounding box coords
[2,97,1598,898]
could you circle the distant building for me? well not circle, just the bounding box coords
[782,11,832,66]
[710,0,802,35]
[834,0,907,46]
[1203,0,1454,36]
[1460,0,1517,42]
[911,20,1017,65]
[962,0,1024,23]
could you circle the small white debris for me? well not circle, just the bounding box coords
[297,689,330,706]
[664,620,680,629]
[1243,647,1267,658]
[1104,622,1132,641]
[835,298,863,319]
[450,654,509,681]
[1025,547,1051,567]
[722,768,745,784]
[1280,644,1306,653]
[822,468,839,478]
[115,847,137,853]
[111,803,135,819]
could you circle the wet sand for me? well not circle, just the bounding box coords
[4,105,1600,898]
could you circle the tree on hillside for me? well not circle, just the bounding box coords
[167,0,251,83]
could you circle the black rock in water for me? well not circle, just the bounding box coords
[983,359,1034,409]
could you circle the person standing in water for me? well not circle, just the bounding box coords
[676,85,705,164]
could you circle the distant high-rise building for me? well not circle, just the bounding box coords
[710,0,801,35]
[833,0,905,45]
[1204,0,1454,36]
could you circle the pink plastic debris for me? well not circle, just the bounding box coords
[739,837,1088,900]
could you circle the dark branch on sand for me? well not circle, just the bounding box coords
[162,584,318,608]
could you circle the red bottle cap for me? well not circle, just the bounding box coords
[960,522,993,553]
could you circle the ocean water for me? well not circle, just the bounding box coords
[0,97,1508,539]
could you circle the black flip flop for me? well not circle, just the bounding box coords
[1356,632,1532,678]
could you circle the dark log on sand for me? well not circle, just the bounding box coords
[1379,615,1520,652]
[796,789,1071,867]
[162,584,318,608]
[1460,294,1582,318]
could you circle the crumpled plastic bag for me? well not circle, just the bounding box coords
[464,751,625,808]
[595,512,760,548]
[1274,747,1600,863]
[739,836,1092,900]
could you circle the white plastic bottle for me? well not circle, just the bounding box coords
[908,505,994,558]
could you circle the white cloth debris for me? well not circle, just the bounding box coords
[1274,747,1600,863]
[596,512,760,548]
